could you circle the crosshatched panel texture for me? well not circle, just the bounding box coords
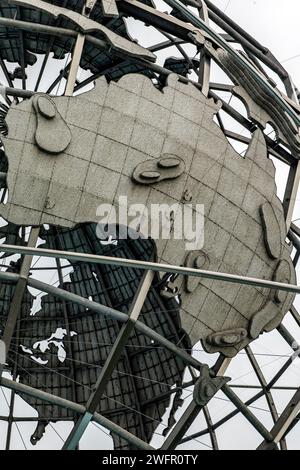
[1,72,296,356]
[0,224,191,449]
[0,0,299,453]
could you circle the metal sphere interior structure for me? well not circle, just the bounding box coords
[0,0,300,451]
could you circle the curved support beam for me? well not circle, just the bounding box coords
[8,0,155,62]
[0,376,154,450]
[160,0,300,127]
[181,348,299,445]
[203,405,218,450]
[161,360,230,449]
[245,346,286,450]
[0,269,202,371]
[62,270,154,450]
[257,388,300,449]
[1,243,300,294]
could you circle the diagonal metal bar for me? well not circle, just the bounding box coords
[257,388,300,449]
[2,0,299,126]
[180,346,300,445]
[0,376,154,450]
[161,358,231,449]
[170,0,300,125]
[64,2,90,96]
[0,269,203,371]
[34,0,70,92]
[284,161,300,231]
[62,269,154,449]
[221,384,274,442]
[55,256,79,441]
[0,228,40,377]
[0,227,39,446]
[197,0,211,97]
[120,0,300,126]
[5,227,29,450]
[290,305,300,327]
[16,6,26,90]
[1,243,300,293]
[64,34,85,96]
[245,346,286,450]
[9,0,155,62]
[203,405,218,450]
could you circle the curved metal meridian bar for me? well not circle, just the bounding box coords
[203,0,290,80]
[257,387,300,449]
[0,269,203,371]
[245,346,286,450]
[8,0,156,62]
[4,0,300,128]
[1,243,300,294]
[0,377,154,450]
[162,0,300,127]
[180,344,300,446]
[0,0,298,451]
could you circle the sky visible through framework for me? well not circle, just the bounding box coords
[0,0,300,450]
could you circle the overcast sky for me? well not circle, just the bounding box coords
[214,0,300,80]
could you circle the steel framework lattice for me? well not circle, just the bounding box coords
[0,0,299,451]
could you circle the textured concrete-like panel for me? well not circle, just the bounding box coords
[1,73,296,356]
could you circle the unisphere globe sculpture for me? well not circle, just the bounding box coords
[0,0,299,451]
